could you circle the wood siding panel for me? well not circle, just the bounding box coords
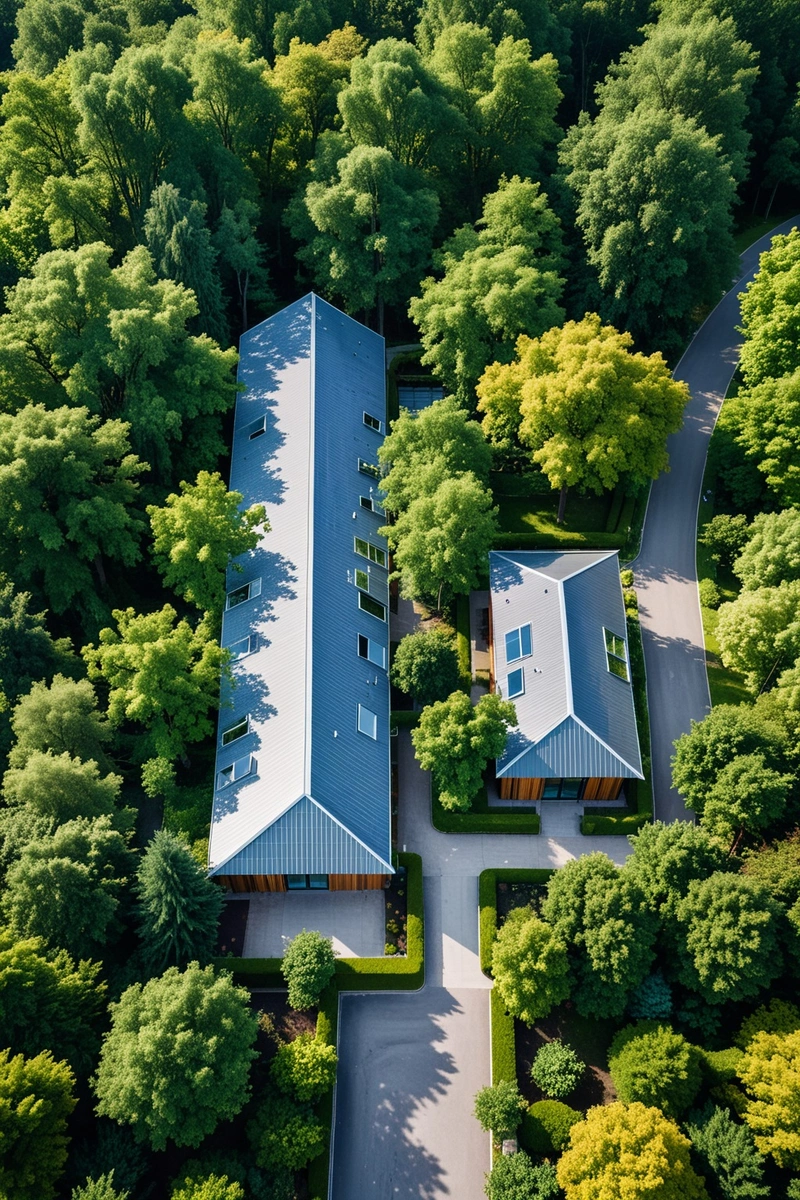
[498,777,545,801]
[216,874,287,893]
[329,874,387,891]
[582,778,623,801]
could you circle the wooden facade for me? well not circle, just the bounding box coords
[215,873,388,893]
[498,777,623,802]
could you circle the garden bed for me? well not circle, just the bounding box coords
[384,862,408,955]
[514,1007,618,1112]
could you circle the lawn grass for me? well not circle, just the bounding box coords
[496,491,611,536]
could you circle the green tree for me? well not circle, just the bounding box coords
[715,581,800,692]
[731,369,800,507]
[739,1028,800,1168]
[94,963,258,1151]
[485,1151,559,1200]
[2,815,135,958]
[247,1091,325,1171]
[290,143,440,333]
[270,1032,337,1101]
[626,821,729,916]
[427,26,562,208]
[410,176,565,405]
[3,751,125,825]
[556,1102,709,1200]
[148,472,266,619]
[560,106,738,351]
[734,509,800,591]
[671,704,789,816]
[0,405,145,624]
[530,1041,584,1099]
[701,754,793,851]
[608,1022,702,1118]
[213,199,272,332]
[136,830,224,973]
[595,12,757,187]
[12,0,85,77]
[686,1106,769,1200]
[72,1174,130,1200]
[491,908,570,1024]
[739,229,800,387]
[541,851,618,944]
[188,31,275,159]
[9,675,112,771]
[378,396,492,516]
[474,1079,526,1142]
[390,628,463,706]
[412,690,516,810]
[171,1175,244,1200]
[385,473,498,609]
[144,184,226,342]
[271,36,348,164]
[0,928,104,1073]
[83,606,225,763]
[281,930,336,1009]
[741,829,800,907]
[0,1048,76,1200]
[478,314,687,522]
[674,874,784,1005]
[701,513,751,570]
[0,243,238,487]
[574,872,657,1019]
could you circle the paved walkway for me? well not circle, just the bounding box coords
[634,216,800,822]
[243,890,385,958]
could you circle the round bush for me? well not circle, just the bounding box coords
[530,1040,584,1099]
[519,1099,583,1155]
[699,578,721,609]
[608,1022,702,1118]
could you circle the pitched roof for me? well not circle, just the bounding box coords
[207,295,393,878]
[490,549,644,780]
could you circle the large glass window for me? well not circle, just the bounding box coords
[505,623,532,663]
[359,593,386,621]
[358,634,386,668]
[287,874,329,890]
[604,628,629,681]
[226,577,262,609]
[354,536,386,567]
[355,568,369,591]
[358,703,378,739]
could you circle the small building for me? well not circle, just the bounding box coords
[489,549,644,802]
[207,294,393,893]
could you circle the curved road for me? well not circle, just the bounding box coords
[635,215,800,823]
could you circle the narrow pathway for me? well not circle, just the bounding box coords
[634,216,800,823]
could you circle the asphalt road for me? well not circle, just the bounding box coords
[634,215,800,823]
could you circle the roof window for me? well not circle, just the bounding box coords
[226,577,262,609]
[505,623,532,663]
[604,628,630,682]
[216,753,254,790]
[507,668,525,699]
[357,704,378,739]
[246,415,267,440]
[363,411,382,433]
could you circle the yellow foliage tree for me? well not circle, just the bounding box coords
[739,1029,800,1168]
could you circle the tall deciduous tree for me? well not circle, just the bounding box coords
[608,1022,702,1118]
[412,690,516,809]
[556,1102,709,1200]
[477,314,687,522]
[739,229,800,387]
[739,1028,800,1168]
[83,606,225,762]
[672,703,789,815]
[473,1079,526,1141]
[574,873,657,1019]
[0,243,238,487]
[410,176,565,405]
[731,369,800,507]
[560,107,738,351]
[385,473,498,609]
[147,472,266,619]
[2,750,127,827]
[715,581,800,692]
[281,930,336,1010]
[625,821,729,917]
[290,143,439,333]
[94,963,258,1150]
[733,509,800,591]
[0,1048,76,1200]
[674,874,784,1006]
[701,753,792,851]
[390,628,463,706]
[8,675,112,771]
[136,830,224,973]
[491,908,570,1024]
[143,184,226,342]
[0,405,145,624]
[541,850,619,944]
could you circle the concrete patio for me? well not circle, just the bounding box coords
[242,889,386,958]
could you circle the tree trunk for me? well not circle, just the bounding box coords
[437,579,444,613]
[765,181,780,220]
[557,484,569,525]
[93,554,107,590]
[241,271,249,332]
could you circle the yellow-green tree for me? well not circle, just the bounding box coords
[477,313,687,522]
[739,1029,800,1167]
[557,1101,709,1200]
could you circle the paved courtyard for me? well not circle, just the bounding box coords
[242,889,385,958]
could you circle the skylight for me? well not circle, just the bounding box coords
[604,628,629,682]
[357,704,378,739]
[359,593,386,621]
[505,623,532,663]
[216,753,254,790]
[227,634,258,660]
[226,578,262,609]
[507,668,525,698]
[354,536,386,567]
[363,411,382,432]
[222,716,249,746]
[358,634,386,668]
[246,415,267,440]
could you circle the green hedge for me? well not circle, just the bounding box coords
[491,986,517,1086]
[581,812,650,835]
[432,788,540,835]
[456,593,472,682]
[390,709,421,729]
[308,986,339,1200]
[478,868,555,975]
[213,853,424,990]
[492,531,626,551]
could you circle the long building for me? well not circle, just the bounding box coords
[207,295,394,893]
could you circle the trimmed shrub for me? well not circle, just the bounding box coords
[270,1033,337,1101]
[699,578,721,609]
[281,932,336,1010]
[519,1100,583,1156]
[474,1080,526,1142]
[485,1152,560,1200]
[530,1041,584,1099]
[491,988,516,1086]
[608,1022,702,1118]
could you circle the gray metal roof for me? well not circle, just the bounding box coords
[491,550,644,780]
[208,295,393,878]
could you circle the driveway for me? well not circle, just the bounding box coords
[634,215,800,823]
